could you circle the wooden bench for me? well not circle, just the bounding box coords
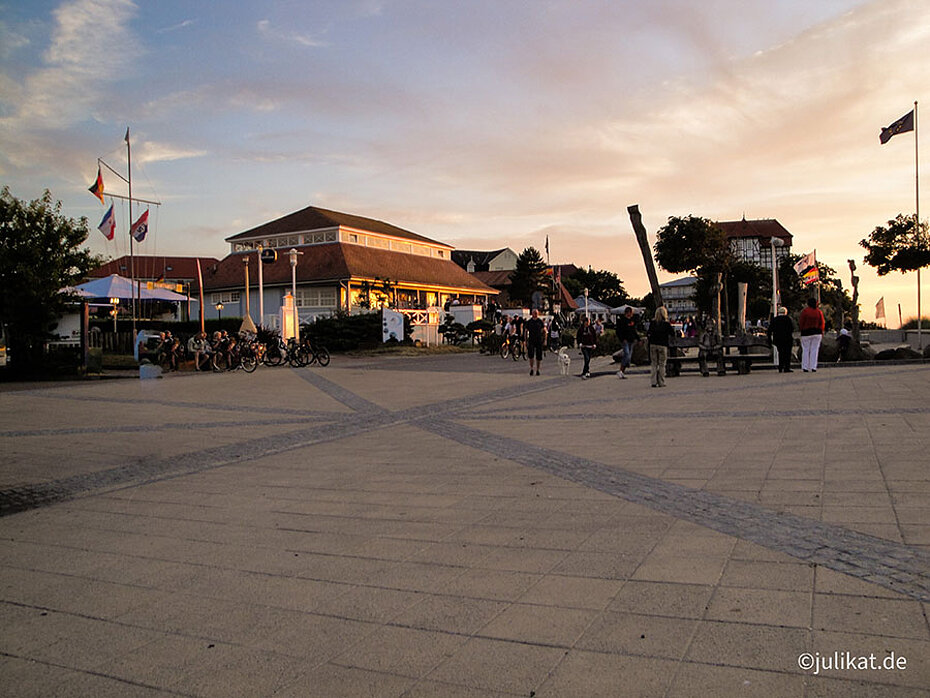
[665,335,773,377]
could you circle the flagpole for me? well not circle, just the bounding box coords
[126,127,137,337]
[914,101,922,349]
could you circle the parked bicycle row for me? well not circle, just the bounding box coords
[144,330,329,373]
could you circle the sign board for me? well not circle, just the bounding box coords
[146,281,184,292]
[382,308,404,342]
[260,249,278,264]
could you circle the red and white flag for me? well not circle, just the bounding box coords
[131,209,149,242]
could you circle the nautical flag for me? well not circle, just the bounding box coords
[131,209,149,242]
[875,297,886,320]
[880,110,914,144]
[97,205,116,240]
[793,250,817,277]
[88,166,104,204]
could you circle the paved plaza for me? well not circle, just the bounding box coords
[1,353,929,696]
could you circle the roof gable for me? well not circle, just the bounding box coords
[715,218,793,244]
[226,205,449,247]
[204,244,495,294]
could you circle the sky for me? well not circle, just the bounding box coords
[1,0,927,327]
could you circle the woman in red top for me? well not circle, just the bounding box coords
[798,297,825,372]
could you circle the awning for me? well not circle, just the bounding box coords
[69,274,188,301]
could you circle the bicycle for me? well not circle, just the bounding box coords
[302,338,330,367]
[499,334,523,361]
[262,338,287,366]
[285,338,310,367]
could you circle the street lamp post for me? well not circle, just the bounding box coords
[109,297,119,333]
[289,248,303,340]
[770,236,785,366]
[215,302,224,323]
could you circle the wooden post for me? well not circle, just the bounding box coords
[848,259,860,343]
[627,205,664,307]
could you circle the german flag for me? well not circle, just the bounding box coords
[88,166,105,204]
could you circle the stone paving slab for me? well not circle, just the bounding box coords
[1,354,928,696]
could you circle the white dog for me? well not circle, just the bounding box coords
[558,348,571,376]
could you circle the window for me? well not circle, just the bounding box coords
[211,292,240,304]
[295,287,337,307]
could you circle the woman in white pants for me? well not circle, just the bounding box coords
[798,297,825,372]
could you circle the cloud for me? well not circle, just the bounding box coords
[0,0,140,169]
[158,18,194,33]
[136,141,207,164]
[256,19,328,48]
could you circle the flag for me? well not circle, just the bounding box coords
[545,235,549,257]
[801,267,820,286]
[880,110,914,144]
[875,297,885,320]
[793,250,817,276]
[88,166,104,204]
[131,209,149,242]
[124,127,130,144]
[97,205,115,240]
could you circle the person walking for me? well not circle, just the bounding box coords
[525,308,545,376]
[767,307,795,373]
[577,315,598,379]
[615,306,638,379]
[647,306,674,388]
[798,297,825,372]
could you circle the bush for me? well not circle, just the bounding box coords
[301,312,401,351]
[902,316,930,330]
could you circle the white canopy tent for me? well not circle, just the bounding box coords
[70,274,188,302]
[609,304,647,316]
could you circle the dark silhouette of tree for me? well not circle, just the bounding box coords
[654,215,731,275]
[562,268,628,306]
[860,214,930,275]
[0,187,100,373]
[508,247,548,307]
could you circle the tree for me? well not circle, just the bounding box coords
[860,214,930,275]
[654,215,731,275]
[0,187,99,373]
[562,268,628,306]
[508,247,548,307]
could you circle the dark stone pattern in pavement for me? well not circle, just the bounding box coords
[416,416,930,603]
[0,373,559,515]
[464,405,930,421]
[4,364,929,607]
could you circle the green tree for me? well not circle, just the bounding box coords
[860,214,930,275]
[563,268,628,306]
[0,187,99,373]
[508,247,548,307]
[654,215,731,275]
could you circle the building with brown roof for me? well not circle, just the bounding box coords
[715,217,793,268]
[204,205,496,325]
[88,255,220,289]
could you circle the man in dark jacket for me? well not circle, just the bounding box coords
[615,307,639,379]
[767,306,795,373]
